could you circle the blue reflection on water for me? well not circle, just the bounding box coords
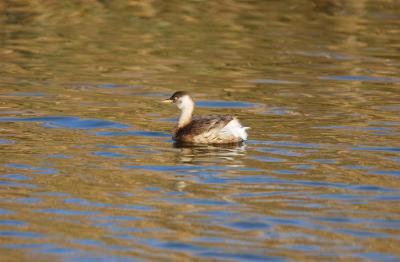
[1,174,31,180]
[199,251,283,262]
[158,197,233,206]
[0,220,26,226]
[35,209,100,216]
[0,180,36,189]
[4,163,58,175]
[368,170,400,176]
[0,139,14,144]
[0,116,129,129]
[64,197,154,211]
[227,221,271,230]
[92,151,131,158]
[284,244,320,251]
[0,231,42,238]
[250,156,286,162]
[351,146,400,152]
[0,208,14,215]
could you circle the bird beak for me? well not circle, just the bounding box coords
[162,98,173,104]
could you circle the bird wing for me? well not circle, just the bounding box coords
[189,115,234,136]
[174,115,233,139]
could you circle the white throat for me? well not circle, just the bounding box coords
[177,95,194,128]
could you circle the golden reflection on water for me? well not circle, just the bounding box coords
[0,0,400,261]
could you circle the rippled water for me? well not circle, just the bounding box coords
[1,1,400,261]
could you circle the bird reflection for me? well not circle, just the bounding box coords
[173,142,247,164]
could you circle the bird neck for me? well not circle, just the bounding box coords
[178,105,194,128]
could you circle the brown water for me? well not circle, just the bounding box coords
[1,1,400,261]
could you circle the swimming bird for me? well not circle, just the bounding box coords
[163,91,249,144]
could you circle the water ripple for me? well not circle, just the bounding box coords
[1,2,400,261]
[4,163,58,175]
[0,231,42,238]
[320,75,400,82]
[92,151,132,158]
[197,100,257,108]
[35,209,100,216]
[95,131,169,137]
[256,147,304,157]
[0,116,129,129]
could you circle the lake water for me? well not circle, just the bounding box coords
[1,1,399,261]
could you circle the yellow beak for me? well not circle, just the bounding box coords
[162,99,173,103]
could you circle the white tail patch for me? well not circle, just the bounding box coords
[221,118,249,141]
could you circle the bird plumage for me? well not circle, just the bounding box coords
[163,91,249,144]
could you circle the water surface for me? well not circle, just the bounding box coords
[1,1,400,261]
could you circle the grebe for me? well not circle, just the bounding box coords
[163,91,249,144]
